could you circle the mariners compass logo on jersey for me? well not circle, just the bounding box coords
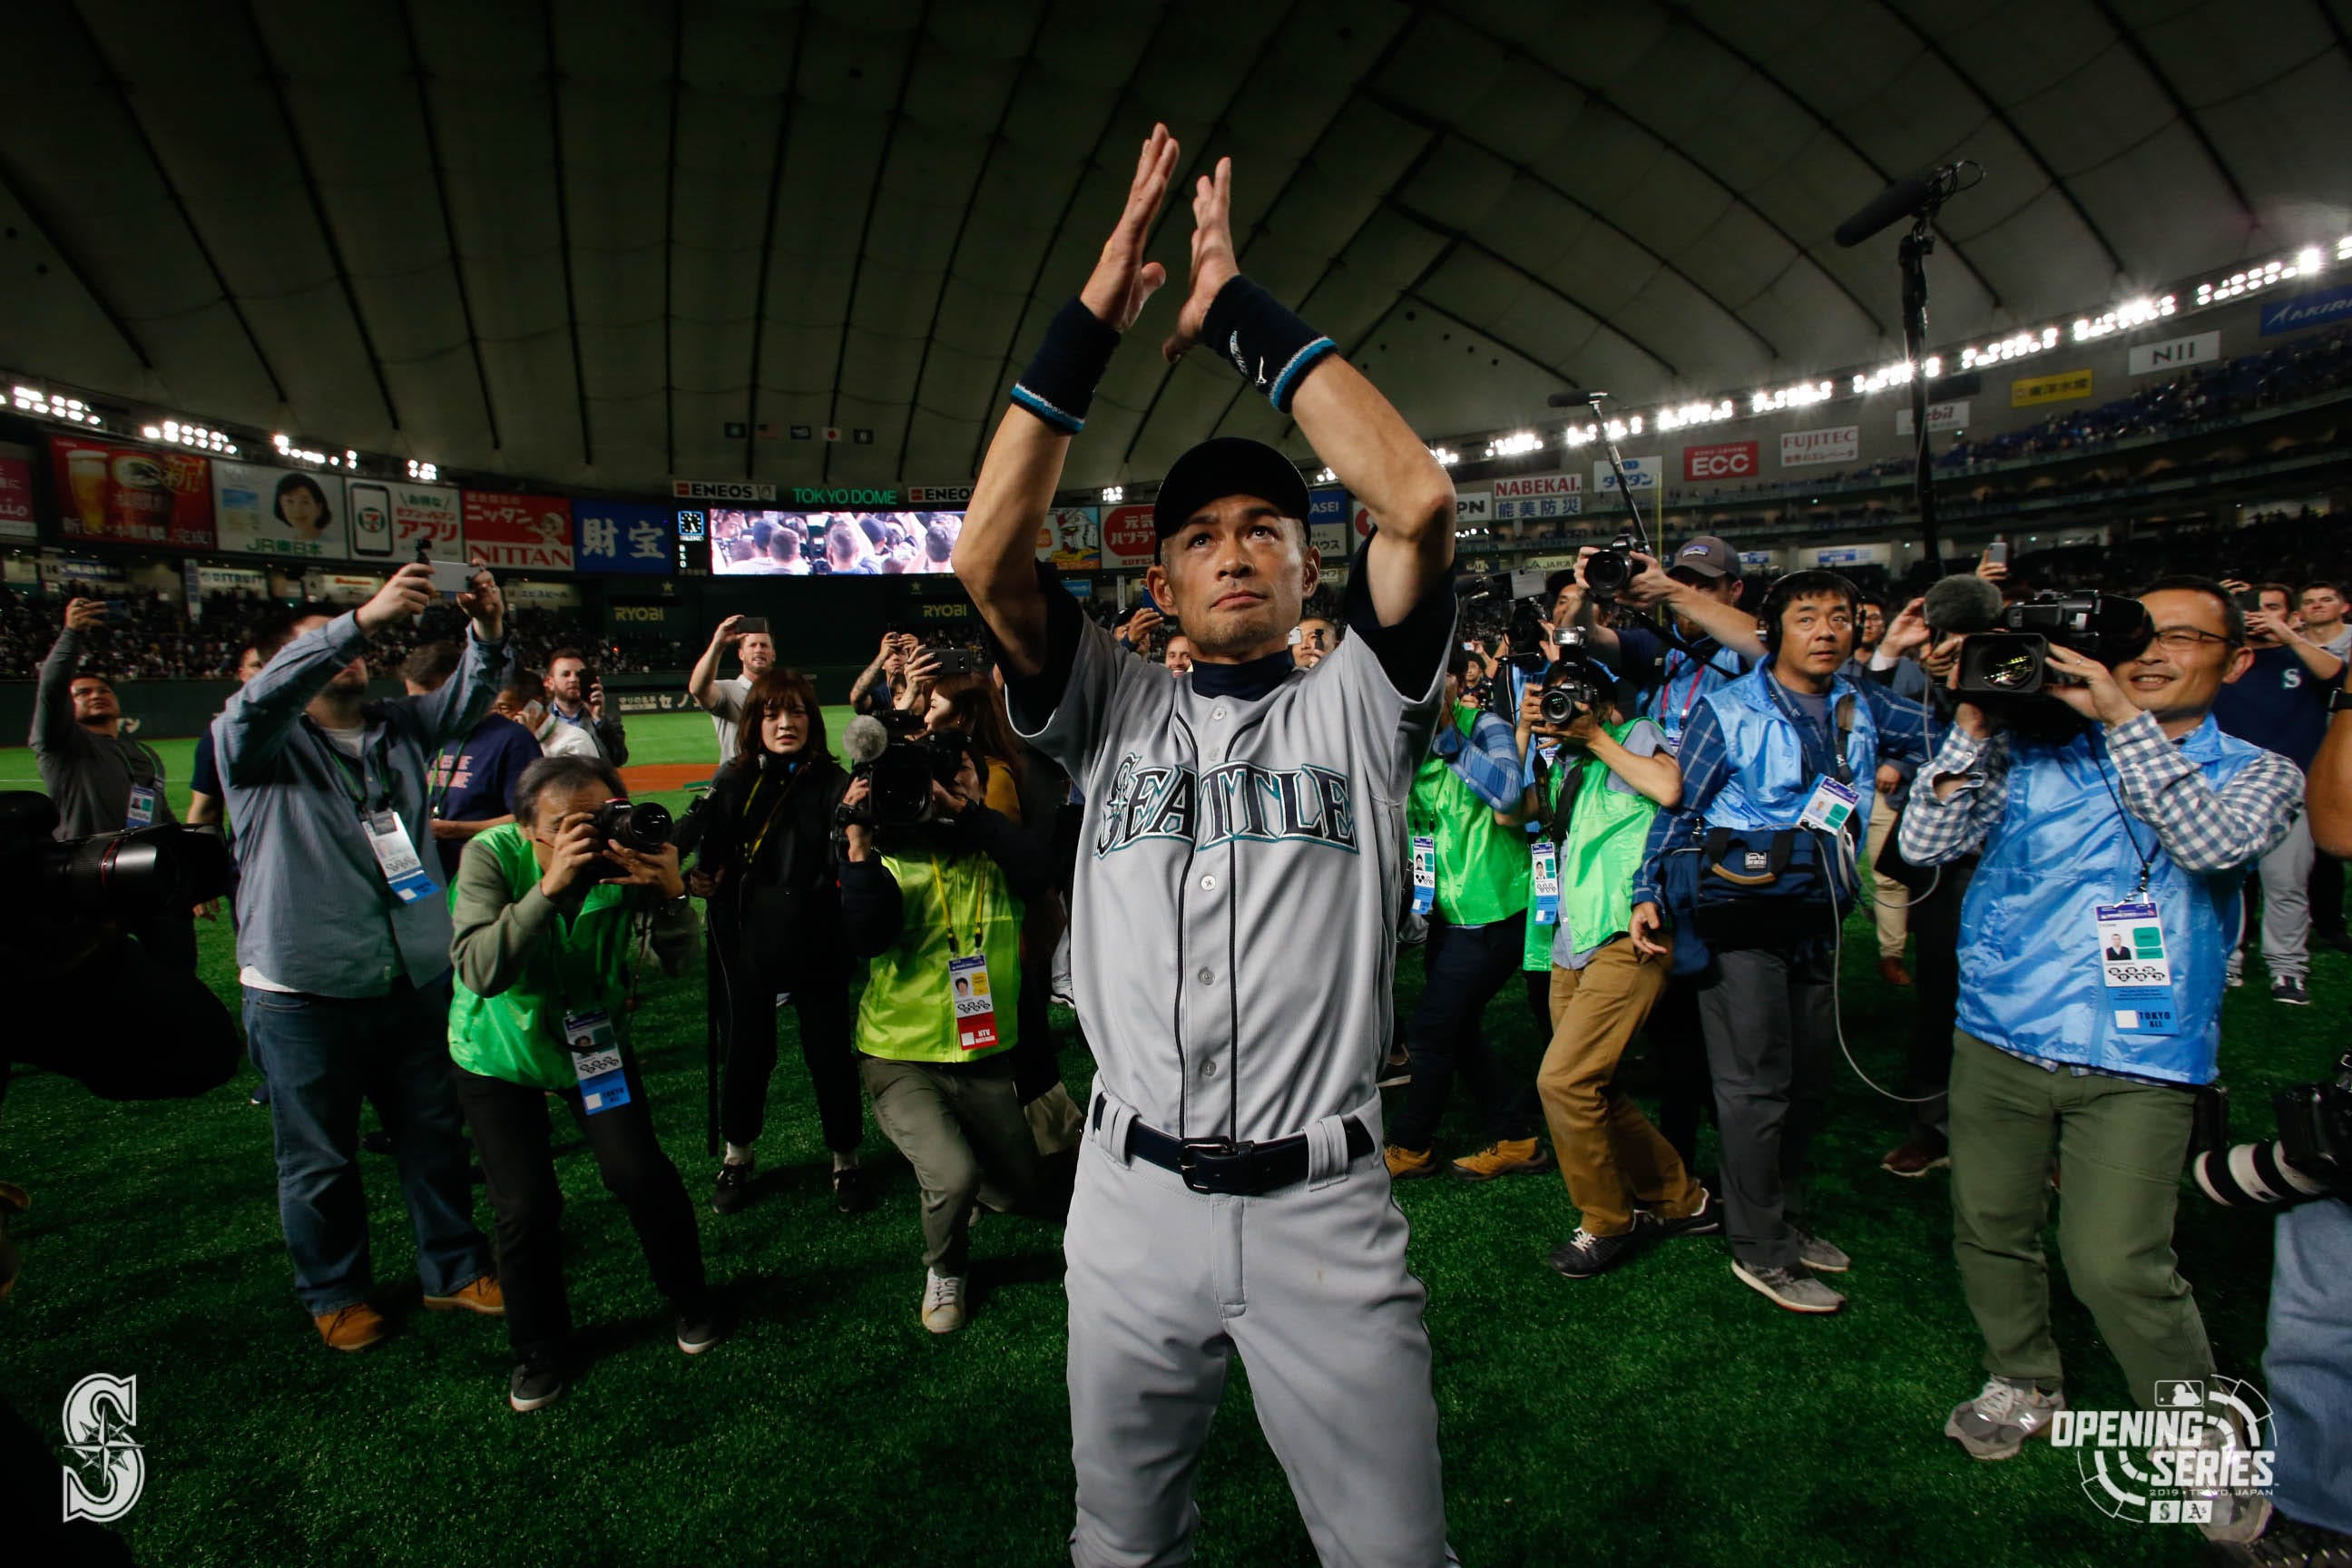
[1095,749,1358,858]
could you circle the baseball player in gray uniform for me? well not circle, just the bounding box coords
[956,125,1462,1567]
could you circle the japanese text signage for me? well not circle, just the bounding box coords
[573,501,676,576]
[462,489,574,572]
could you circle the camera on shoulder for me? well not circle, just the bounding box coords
[839,712,965,832]
[1955,592,2152,698]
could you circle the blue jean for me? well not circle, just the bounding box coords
[2265,1197,2352,1534]
[1390,912,1540,1152]
[244,979,491,1316]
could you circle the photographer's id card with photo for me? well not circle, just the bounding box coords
[1797,776,1859,835]
[948,954,998,1051]
[2094,902,2179,1034]
[564,1010,631,1114]
[124,784,158,830]
[1411,835,1436,916]
[362,809,440,905]
[1531,840,1560,926]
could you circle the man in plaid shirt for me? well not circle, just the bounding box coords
[1899,575,2300,1508]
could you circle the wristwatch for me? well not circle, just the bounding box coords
[2328,687,2352,716]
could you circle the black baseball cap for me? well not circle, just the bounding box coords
[1152,437,1311,542]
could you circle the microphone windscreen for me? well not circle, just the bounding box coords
[1923,573,2004,635]
[842,715,889,766]
[1834,169,1936,248]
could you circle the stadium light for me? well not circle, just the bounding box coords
[11,383,103,426]
[1483,430,1541,459]
[407,459,439,484]
[1099,484,1122,504]
[1429,446,1459,467]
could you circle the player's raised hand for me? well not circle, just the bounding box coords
[1079,124,1179,333]
[1162,156,1239,365]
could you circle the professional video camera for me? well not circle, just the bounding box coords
[2192,1054,2350,1208]
[0,791,233,926]
[1580,532,1639,601]
[839,712,965,831]
[1537,629,1610,727]
[1954,592,2153,698]
[1457,567,1553,672]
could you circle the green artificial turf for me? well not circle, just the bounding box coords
[0,709,2330,1565]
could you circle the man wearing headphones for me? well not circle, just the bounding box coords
[1631,570,1932,1314]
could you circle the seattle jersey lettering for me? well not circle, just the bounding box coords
[1095,750,1358,858]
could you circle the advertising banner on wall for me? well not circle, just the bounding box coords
[1895,400,1972,436]
[2127,331,2221,376]
[462,490,574,572]
[1682,440,1760,482]
[191,564,270,598]
[1099,504,1157,568]
[1779,426,1859,468]
[2259,284,2352,337]
[2010,369,2092,407]
[212,460,349,561]
[0,451,34,542]
[342,478,461,561]
[1490,471,1583,523]
[39,550,128,586]
[1453,489,1491,526]
[1592,456,1662,495]
[1036,507,1100,571]
[573,500,675,576]
[1308,486,1352,555]
[303,571,384,605]
[51,436,214,548]
[502,580,582,610]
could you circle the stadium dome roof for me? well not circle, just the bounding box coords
[1,0,2346,495]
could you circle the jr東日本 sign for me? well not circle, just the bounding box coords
[1036,507,1100,571]
[344,478,460,561]
[1489,472,1583,522]
[2011,368,2093,407]
[0,452,33,542]
[672,479,776,502]
[1099,504,1157,567]
[1779,426,1859,468]
[463,489,574,572]
[1591,456,1662,495]
[573,501,675,576]
[1894,400,1972,436]
[2127,331,2221,377]
[1681,441,1759,482]
[212,459,348,560]
[52,436,214,548]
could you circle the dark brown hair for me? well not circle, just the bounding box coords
[736,669,829,764]
[928,671,1023,788]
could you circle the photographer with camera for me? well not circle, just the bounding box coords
[691,671,867,1215]
[688,613,779,763]
[218,562,512,1350]
[447,755,719,1411]
[535,648,627,765]
[1514,656,1716,1279]
[2212,579,2342,1006]
[1631,571,1932,1315]
[838,729,1054,1332]
[1385,644,1553,1183]
[849,630,913,715]
[1898,578,2302,1476]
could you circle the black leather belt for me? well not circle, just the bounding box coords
[1099,1100,1375,1196]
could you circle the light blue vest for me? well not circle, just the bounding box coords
[1955,715,2265,1085]
[1700,662,1884,838]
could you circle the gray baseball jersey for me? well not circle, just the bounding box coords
[1018,608,1448,1142]
[708,674,750,763]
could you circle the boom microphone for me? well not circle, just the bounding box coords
[842,715,889,767]
[1835,166,1950,249]
[1922,572,2004,635]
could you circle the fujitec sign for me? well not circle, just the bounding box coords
[1779,426,1859,467]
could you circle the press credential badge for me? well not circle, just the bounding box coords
[2094,901,2178,1034]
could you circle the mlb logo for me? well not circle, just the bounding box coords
[2156,1379,2205,1408]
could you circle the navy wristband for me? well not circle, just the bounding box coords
[1011,298,1120,436]
[1201,275,1337,413]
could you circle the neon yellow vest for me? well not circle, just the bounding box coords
[448,825,634,1093]
[1558,720,1661,958]
[856,840,1024,1064]
[1408,703,1530,927]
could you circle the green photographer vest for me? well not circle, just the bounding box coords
[1558,720,1664,959]
[1407,703,1531,929]
[447,825,636,1093]
[856,840,1025,1065]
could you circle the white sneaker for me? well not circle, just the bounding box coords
[921,1269,965,1334]
[1945,1376,2065,1460]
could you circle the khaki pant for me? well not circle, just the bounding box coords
[1867,790,1908,960]
[1536,939,1704,1238]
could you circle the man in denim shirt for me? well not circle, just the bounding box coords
[219,562,514,1352]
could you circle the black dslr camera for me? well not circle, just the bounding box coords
[2192,1054,2351,1208]
[842,711,966,831]
[1457,567,1554,673]
[1580,532,1639,601]
[1538,629,1610,727]
[1955,592,2153,698]
[587,797,673,880]
[0,791,234,926]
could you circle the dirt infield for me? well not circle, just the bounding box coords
[620,762,721,794]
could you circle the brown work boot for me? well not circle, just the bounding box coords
[422,1275,505,1316]
[1877,956,1915,987]
[1449,1138,1557,1181]
[1384,1143,1441,1181]
[1880,1138,1951,1178]
[315,1302,390,1352]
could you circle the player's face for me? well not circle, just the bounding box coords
[1775,593,1855,680]
[69,677,118,723]
[739,633,775,676]
[1147,496,1317,663]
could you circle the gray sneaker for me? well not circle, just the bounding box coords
[1791,1226,1850,1273]
[1731,1259,1845,1314]
[1945,1376,2065,1460]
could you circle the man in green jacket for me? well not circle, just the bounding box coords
[448,754,719,1412]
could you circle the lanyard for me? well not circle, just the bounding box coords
[925,850,988,956]
[742,762,803,865]
[1657,645,1720,731]
[306,719,393,815]
[1762,675,1854,786]
[2091,736,2159,898]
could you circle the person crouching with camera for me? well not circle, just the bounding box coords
[838,729,1052,1333]
[448,755,720,1412]
[1517,665,1719,1279]
[1899,579,2299,1505]
[692,671,867,1216]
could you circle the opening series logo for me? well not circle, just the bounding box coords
[2053,1378,2273,1525]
